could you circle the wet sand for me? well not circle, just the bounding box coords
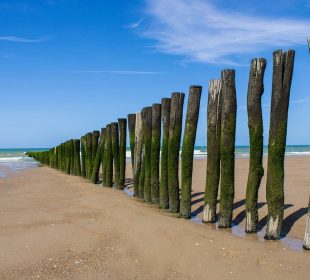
[0,157,310,279]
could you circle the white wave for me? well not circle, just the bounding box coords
[285,151,310,156]
[0,157,24,162]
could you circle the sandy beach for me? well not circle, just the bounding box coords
[1,156,310,279]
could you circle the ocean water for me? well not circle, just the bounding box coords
[1,146,310,178]
[0,148,48,178]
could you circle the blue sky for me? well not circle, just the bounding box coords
[0,0,309,148]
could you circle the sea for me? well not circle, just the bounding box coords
[1,145,310,178]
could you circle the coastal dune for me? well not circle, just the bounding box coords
[0,156,310,279]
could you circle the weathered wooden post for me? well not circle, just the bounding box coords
[128,114,136,172]
[218,69,237,228]
[151,104,161,204]
[70,140,75,174]
[168,92,185,213]
[159,98,171,209]
[139,151,145,199]
[91,130,103,184]
[74,139,82,176]
[142,107,152,203]
[111,122,120,188]
[65,141,71,175]
[91,130,100,176]
[203,80,222,223]
[81,136,86,178]
[265,49,295,240]
[303,196,310,250]
[133,112,143,196]
[100,128,106,185]
[118,118,127,190]
[180,86,202,219]
[105,124,113,187]
[245,58,266,233]
[85,132,93,179]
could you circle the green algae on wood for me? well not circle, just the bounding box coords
[265,49,295,240]
[159,98,171,209]
[74,139,82,177]
[142,107,152,203]
[203,80,222,223]
[105,124,113,188]
[111,122,120,189]
[118,118,127,189]
[180,86,202,219]
[168,92,185,213]
[245,58,266,233]
[91,130,103,184]
[128,114,136,172]
[91,130,100,177]
[139,150,145,199]
[218,69,237,228]
[100,128,107,186]
[151,104,161,204]
[81,136,86,178]
[133,112,143,197]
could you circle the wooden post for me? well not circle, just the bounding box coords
[180,86,202,219]
[128,114,136,172]
[151,104,161,204]
[91,130,103,184]
[105,124,113,187]
[245,58,266,233]
[133,112,143,196]
[168,92,185,213]
[118,118,127,190]
[160,98,171,209]
[91,130,100,177]
[81,136,86,178]
[111,122,120,188]
[69,140,74,174]
[218,69,237,228]
[142,107,152,203]
[85,132,93,179]
[303,196,310,250]
[265,50,295,240]
[74,139,81,176]
[101,128,106,185]
[139,151,145,199]
[203,80,222,223]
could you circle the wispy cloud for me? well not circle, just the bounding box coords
[139,0,310,65]
[0,36,49,43]
[57,70,166,75]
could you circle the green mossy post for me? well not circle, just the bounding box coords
[245,58,266,233]
[105,124,113,187]
[151,104,161,204]
[91,130,103,184]
[139,151,145,199]
[142,107,152,203]
[303,196,310,250]
[65,141,71,175]
[168,92,185,213]
[128,114,136,172]
[265,49,295,240]
[218,69,237,228]
[203,80,222,223]
[69,140,74,174]
[133,112,143,197]
[118,118,127,189]
[85,132,93,179]
[91,130,100,177]
[81,136,86,178]
[180,86,202,219]
[101,128,107,185]
[111,122,120,188]
[74,139,82,176]
[160,98,171,209]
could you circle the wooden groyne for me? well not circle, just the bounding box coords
[27,48,310,249]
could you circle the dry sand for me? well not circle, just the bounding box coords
[0,157,310,279]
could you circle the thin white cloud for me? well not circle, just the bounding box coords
[0,36,49,43]
[62,70,165,75]
[140,0,310,65]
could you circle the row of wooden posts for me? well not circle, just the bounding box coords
[27,49,310,249]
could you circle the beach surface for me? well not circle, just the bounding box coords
[1,157,310,279]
